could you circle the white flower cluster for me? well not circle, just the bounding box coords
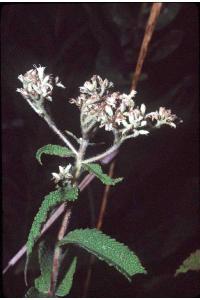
[70,75,180,139]
[80,75,113,96]
[146,107,179,128]
[17,65,65,108]
[52,164,73,185]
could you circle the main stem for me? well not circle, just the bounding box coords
[48,137,88,297]
[48,206,72,297]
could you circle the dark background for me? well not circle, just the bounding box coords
[2,3,199,297]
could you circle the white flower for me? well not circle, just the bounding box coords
[119,90,136,108]
[115,111,126,126]
[17,65,65,103]
[80,80,96,94]
[105,123,113,131]
[79,75,113,96]
[106,95,117,108]
[55,76,66,89]
[70,74,182,137]
[140,103,146,115]
[105,105,113,117]
[52,164,73,184]
[146,107,180,128]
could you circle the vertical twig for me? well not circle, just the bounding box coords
[82,2,163,297]
[131,3,163,90]
[48,206,72,296]
[48,137,89,297]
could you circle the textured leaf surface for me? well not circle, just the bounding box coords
[27,187,78,258]
[82,163,123,185]
[59,228,146,281]
[36,144,74,165]
[56,257,77,297]
[175,249,200,276]
[25,287,47,298]
[35,242,54,293]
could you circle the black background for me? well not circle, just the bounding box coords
[2,3,199,297]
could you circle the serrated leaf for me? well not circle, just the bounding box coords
[56,257,77,297]
[35,242,54,293]
[25,287,47,298]
[82,163,123,186]
[36,144,74,165]
[58,228,146,281]
[175,249,200,276]
[25,186,79,282]
[27,187,78,257]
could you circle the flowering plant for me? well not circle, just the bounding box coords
[17,65,182,297]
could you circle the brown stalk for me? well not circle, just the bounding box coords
[131,3,163,90]
[82,2,163,297]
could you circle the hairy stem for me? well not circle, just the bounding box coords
[74,138,89,181]
[82,143,120,164]
[48,136,88,297]
[48,206,72,296]
[24,95,78,155]
[43,114,78,155]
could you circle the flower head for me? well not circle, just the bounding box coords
[79,75,113,96]
[17,65,65,105]
[52,164,73,185]
[70,75,182,140]
[146,107,180,128]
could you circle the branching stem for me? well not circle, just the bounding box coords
[24,95,78,155]
[82,143,120,164]
[48,136,89,296]
[43,114,78,155]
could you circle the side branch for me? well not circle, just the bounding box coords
[43,114,78,155]
[82,143,120,164]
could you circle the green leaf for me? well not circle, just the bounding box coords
[34,241,69,295]
[58,228,146,281]
[36,144,74,165]
[56,257,77,297]
[25,287,48,298]
[35,242,54,293]
[175,249,200,276]
[82,163,123,186]
[25,186,79,283]
[27,187,78,257]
